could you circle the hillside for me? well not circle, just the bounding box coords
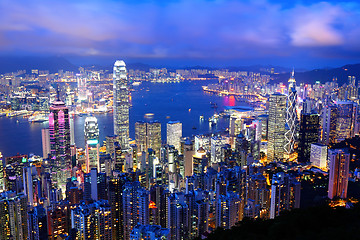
[202,205,360,240]
[274,64,360,86]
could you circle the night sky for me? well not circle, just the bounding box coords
[1,0,360,68]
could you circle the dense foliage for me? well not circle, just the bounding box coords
[202,205,360,240]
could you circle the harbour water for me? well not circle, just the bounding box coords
[0,80,247,158]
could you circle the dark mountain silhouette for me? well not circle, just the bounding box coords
[0,56,78,74]
[274,64,360,86]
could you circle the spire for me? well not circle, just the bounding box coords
[288,68,296,91]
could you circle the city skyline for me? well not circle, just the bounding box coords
[1,0,360,68]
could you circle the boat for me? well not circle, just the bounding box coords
[29,114,49,123]
[192,126,197,130]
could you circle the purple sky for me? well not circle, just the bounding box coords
[1,0,360,68]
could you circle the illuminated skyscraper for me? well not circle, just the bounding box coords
[166,121,182,153]
[335,101,357,142]
[267,93,287,162]
[135,121,161,158]
[113,60,129,150]
[84,116,100,172]
[284,70,297,155]
[297,112,320,163]
[71,200,112,239]
[41,128,50,159]
[0,192,28,240]
[310,143,327,169]
[270,172,300,219]
[321,105,337,145]
[215,192,241,229]
[49,101,71,194]
[123,181,149,240]
[77,74,87,101]
[328,148,350,199]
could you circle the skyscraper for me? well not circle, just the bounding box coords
[297,112,320,163]
[0,192,28,240]
[113,60,129,150]
[84,116,100,173]
[328,148,350,199]
[284,70,297,155]
[335,101,357,142]
[41,128,50,159]
[310,143,327,169]
[321,105,337,145]
[123,181,150,240]
[135,121,161,158]
[167,121,182,153]
[49,100,71,193]
[267,93,287,162]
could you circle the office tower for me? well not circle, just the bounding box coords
[0,192,28,240]
[70,115,75,146]
[298,112,320,163]
[47,201,71,239]
[310,143,328,169]
[106,135,118,160]
[130,224,170,240]
[270,172,300,219]
[167,121,182,153]
[147,121,162,158]
[194,135,210,152]
[49,100,71,194]
[321,105,337,145]
[23,165,38,207]
[135,121,162,158]
[284,70,297,155]
[123,181,150,240]
[335,101,357,142]
[267,93,287,162]
[211,136,227,164]
[328,148,350,199]
[192,148,208,175]
[113,60,129,150]
[71,200,112,239]
[135,121,147,152]
[258,114,269,141]
[215,192,241,229]
[84,116,100,172]
[183,138,194,177]
[28,205,48,240]
[77,74,87,101]
[41,128,51,159]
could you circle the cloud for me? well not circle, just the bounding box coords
[289,2,344,46]
[0,0,359,65]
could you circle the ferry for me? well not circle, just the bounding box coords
[29,114,48,123]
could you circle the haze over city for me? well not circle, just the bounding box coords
[1,0,360,68]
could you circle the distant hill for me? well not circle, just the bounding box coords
[0,56,78,74]
[274,64,360,86]
[83,62,152,72]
